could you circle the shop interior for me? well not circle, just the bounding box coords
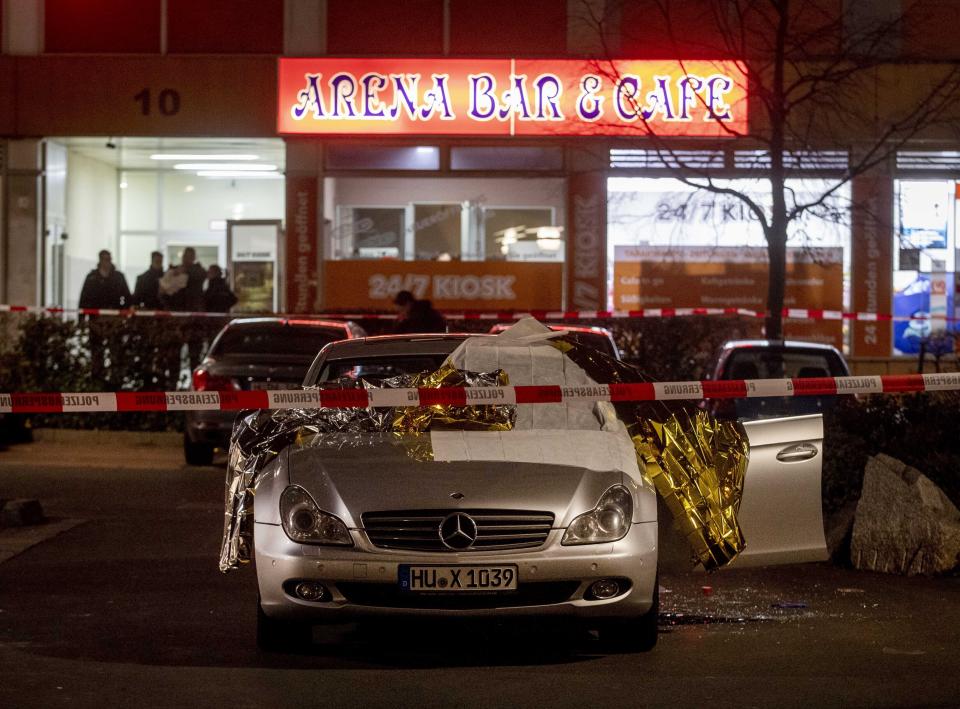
[44,137,285,310]
[324,175,566,263]
[322,144,567,264]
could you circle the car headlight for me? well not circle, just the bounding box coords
[280,486,352,546]
[561,485,633,545]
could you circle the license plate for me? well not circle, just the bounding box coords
[399,565,518,592]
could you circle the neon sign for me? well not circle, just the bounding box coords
[277,59,747,137]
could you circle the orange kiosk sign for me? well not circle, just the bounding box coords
[278,58,747,136]
[613,246,844,346]
[324,260,563,311]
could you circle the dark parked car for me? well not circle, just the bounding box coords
[184,317,364,465]
[489,323,621,360]
[709,339,850,420]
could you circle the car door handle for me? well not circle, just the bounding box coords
[776,443,819,462]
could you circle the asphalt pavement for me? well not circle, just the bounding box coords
[0,435,958,709]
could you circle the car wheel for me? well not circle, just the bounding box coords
[598,576,659,652]
[183,432,214,466]
[256,597,312,652]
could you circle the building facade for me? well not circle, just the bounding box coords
[1,0,959,367]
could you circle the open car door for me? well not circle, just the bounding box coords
[733,414,828,567]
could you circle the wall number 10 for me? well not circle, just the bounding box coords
[134,88,181,116]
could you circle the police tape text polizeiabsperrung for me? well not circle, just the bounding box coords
[2,373,958,413]
[1,303,958,322]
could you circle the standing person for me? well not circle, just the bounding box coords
[202,265,238,313]
[393,290,446,333]
[78,249,131,386]
[164,247,206,312]
[409,298,447,333]
[392,290,417,332]
[160,247,208,371]
[78,249,131,310]
[131,251,164,309]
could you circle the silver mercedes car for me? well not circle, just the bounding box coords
[246,331,827,652]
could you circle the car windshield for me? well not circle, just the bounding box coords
[563,332,617,359]
[723,349,846,380]
[211,323,345,358]
[318,354,452,382]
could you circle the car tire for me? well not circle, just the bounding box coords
[598,576,659,652]
[256,597,312,652]
[183,432,214,466]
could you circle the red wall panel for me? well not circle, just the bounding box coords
[45,0,161,53]
[327,0,443,55]
[449,0,566,56]
[167,0,283,54]
[620,0,840,59]
[620,0,730,58]
[902,0,960,60]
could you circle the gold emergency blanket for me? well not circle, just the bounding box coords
[392,363,514,436]
[632,410,749,571]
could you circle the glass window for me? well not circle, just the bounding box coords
[451,146,563,171]
[606,177,850,250]
[319,354,451,382]
[120,172,158,231]
[413,203,462,259]
[483,207,559,261]
[161,171,284,232]
[892,179,957,355]
[606,176,850,348]
[324,176,566,263]
[345,207,405,258]
[326,145,440,171]
[211,322,345,358]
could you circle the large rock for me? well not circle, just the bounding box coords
[851,454,960,575]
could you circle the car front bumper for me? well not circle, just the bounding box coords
[255,520,658,622]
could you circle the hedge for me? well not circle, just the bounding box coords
[1,312,956,508]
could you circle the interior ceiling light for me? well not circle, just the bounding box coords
[536,225,564,251]
[150,153,259,161]
[174,163,277,171]
[536,226,563,239]
[197,170,283,179]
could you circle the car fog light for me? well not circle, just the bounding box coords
[588,579,621,600]
[294,581,330,602]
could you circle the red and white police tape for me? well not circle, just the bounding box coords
[3,373,959,414]
[1,303,958,323]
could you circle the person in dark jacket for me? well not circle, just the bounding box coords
[393,290,446,333]
[162,247,206,312]
[78,250,131,309]
[131,251,164,309]
[78,250,131,384]
[202,265,238,313]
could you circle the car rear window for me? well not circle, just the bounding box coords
[723,349,846,379]
[318,354,451,382]
[211,323,346,357]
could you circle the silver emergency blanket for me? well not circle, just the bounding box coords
[219,368,511,572]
